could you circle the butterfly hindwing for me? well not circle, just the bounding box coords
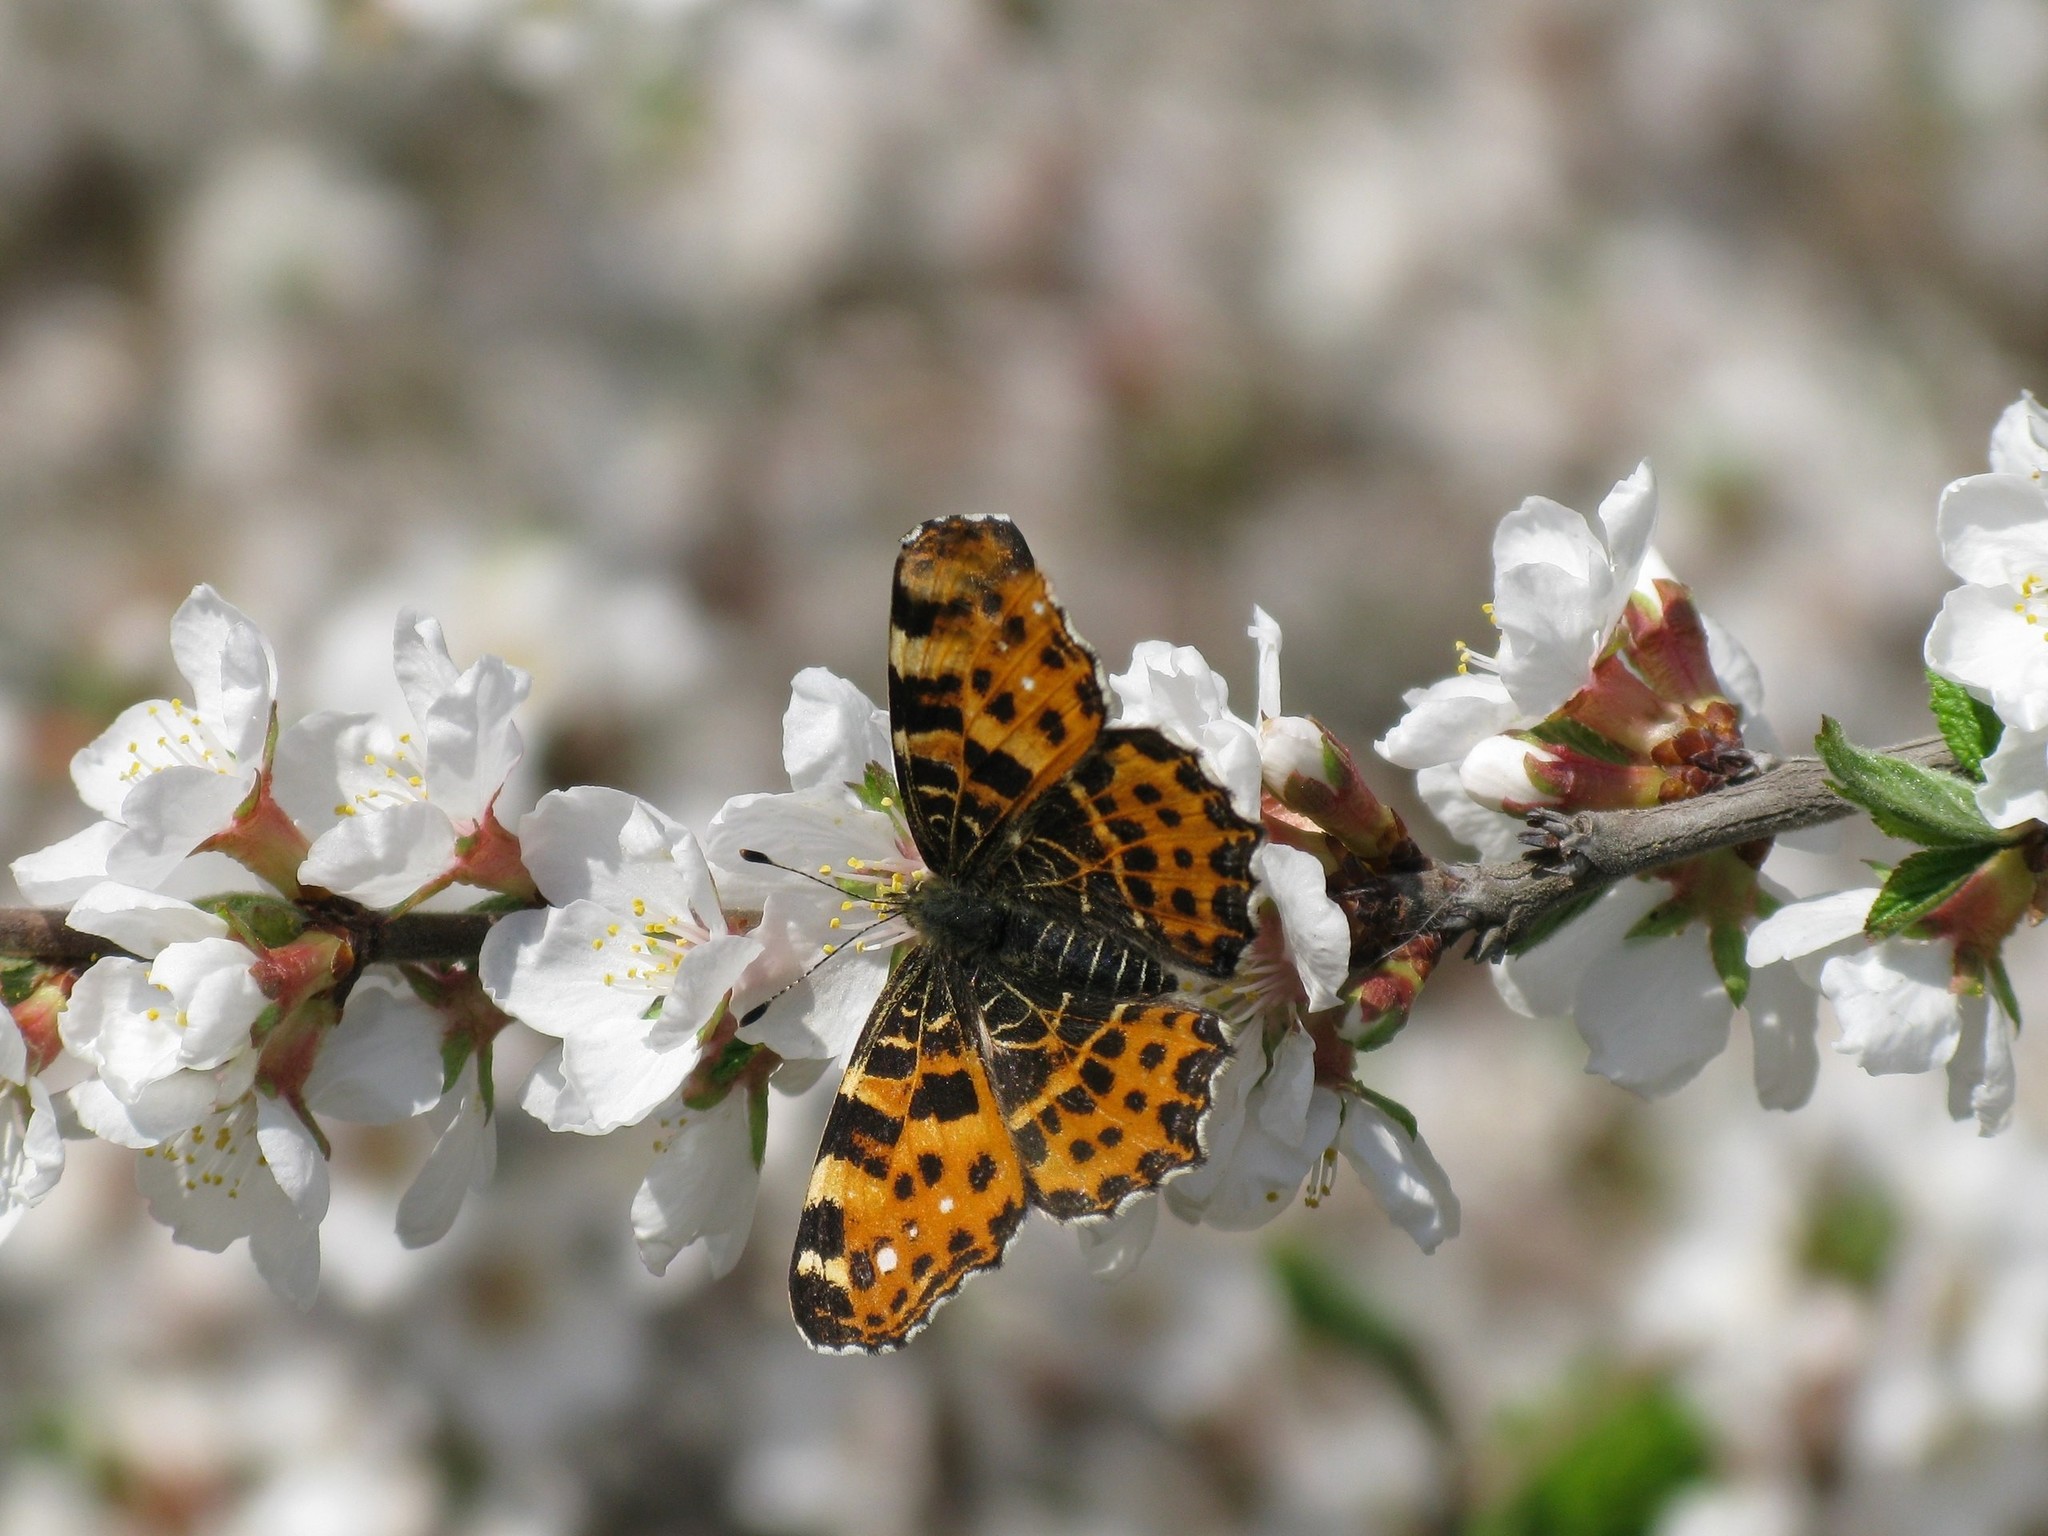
[975,969,1229,1219]
[995,726,1260,979]
[790,949,1029,1353]
[889,516,1105,876]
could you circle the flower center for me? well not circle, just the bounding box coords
[119,699,236,787]
[2014,574,2048,641]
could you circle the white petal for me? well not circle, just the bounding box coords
[419,651,530,824]
[170,586,277,765]
[397,1061,494,1248]
[247,1188,322,1310]
[631,1089,760,1278]
[1937,472,2048,588]
[1746,961,1821,1111]
[1337,1097,1461,1253]
[1493,878,1666,1021]
[107,766,254,888]
[255,1095,329,1224]
[67,1072,217,1147]
[1595,463,1658,601]
[1077,1193,1158,1280]
[306,981,445,1123]
[269,710,379,838]
[1988,393,2048,478]
[1374,673,1518,770]
[1823,939,1963,1075]
[1110,641,1238,736]
[10,820,123,904]
[69,701,174,819]
[517,785,716,922]
[1574,929,1732,1096]
[1947,992,2016,1136]
[1746,888,1878,967]
[0,1016,24,1087]
[1976,725,2048,830]
[702,786,913,910]
[518,1046,606,1134]
[1414,763,1525,861]
[783,668,891,794]
[1258,714,1328,792]
[8,1080,66,1210]
[650,932,763,1048]
[1927,584,2048,734]
[1255,1028,1317,1147]
[1701,611,1768,725]
[1161,1023,1262,1220]
[737,941,892,1063]
[1458,733,1555,811]
[1181,1080,1338,1231]
[1249,607,1284,722]
[133,1099,266,1252]
[1252,844,1350,1011]
[391,610,464,730]
[299,799,459,908]
[60,959,187,1097]
[66,882,227,955]
[148,938,267,1070]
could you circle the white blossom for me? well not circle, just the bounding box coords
[12,587,279,902]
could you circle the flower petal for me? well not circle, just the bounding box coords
[1976,725,2048,830]
[1937,472,2048,589]
[10,820,123,904]
[108,766,255,889]
[1947,992,2016,1136]
[1493,877,1666,1021]
[783,668,891,794]
[66,882,227,955]
[60,959,189,1098]
[1414,763,1525,861]
[1252,844,1350,1011]
[170,586,278,765]
[306,981,445,1123]
[299,799,459,909]
[255,1095,329,1224]
[1746,961,1821,1112]
[631,1089,761,1278]
[1574,929,1732,1096]
[391,610,464,730]
[397,1060,495,1249]
[1337,1097,1460,1253]
[1823,939,1962,1075]
[1078,1194,1159,1281]
[269,710,379,838]
[703,786,914,911]
[1374,673,1518,770]
[146,938,265,1071]
[518,1045,605,1134]
[420,651,531,825]
[1746,888,1878,968]
[1249,606,1284,722]
[1927,583,2048,734]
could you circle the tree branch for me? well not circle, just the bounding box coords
[1380,737,1955,961]
[0,740,1959,976]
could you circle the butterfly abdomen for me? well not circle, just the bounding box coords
[905,879,1172,998]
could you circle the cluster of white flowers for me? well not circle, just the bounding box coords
[1375,394,2048,1142]
[8,396,2045,1312]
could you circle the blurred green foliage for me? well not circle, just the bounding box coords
[1801,1165,1901,1295]
[1270,1242,1451,1438]
[1470,1375,1711,1536]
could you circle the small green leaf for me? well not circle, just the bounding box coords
[1509,881,1613,957]
[1708,922,1749,1009]
[477,1040,496,1118]
[1355,1085,1419,1142]
[0,959,41,1007]
[1928,672,2004,781]
[196,893,306,950]
[1526,717,1635,766]
[1816,718,2003,848]
[1864,844,2000,939]
[1625,899,1693,942]
[855,762,900,816]
[439,1034,475,1095]
[748,1082,770,1169]
[1270,1245,1450,1437]
[1986,953,2023,1031]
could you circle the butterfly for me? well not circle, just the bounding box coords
[788,514,1261,1352]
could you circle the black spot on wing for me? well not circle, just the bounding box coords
[909,1070,980,1123]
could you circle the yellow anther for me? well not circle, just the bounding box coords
[591,938,605,950]
[408,775,423,787]
[822,943,838,955]
[818,865,832,875]
[841,900,857,911]
[847,857,865,870]
[145,1008,160,1021]
[364,754,377,764]
[632,898,646,916]
[607,924,620,936]
[830,917,842,929]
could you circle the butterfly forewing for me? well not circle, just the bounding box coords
[996,726,1260,978]
[888,517,1105,876]
[790,949,1029,1352]
[974,970,1229,1219]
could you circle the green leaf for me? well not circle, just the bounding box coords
[1525,717,1635,766]
[1624,899,1693,942]
[1864,844,2000,939]
[1708,922,1749,1009]
[748,1082,770,1169]
[195,893,306,950]
[1470,1377,1712,1536]
[1355,1085,1419,1142]
[477,1039,496,1119]
[0,959,41,1007]
[1815,718,2004,848]
[439,1034,475,1095]
[1986,953,2023,1031]
[1508,881,1613,958]
[1269,1245,1450,1437]
[854,762,900,816]
[1928,672,2004,781]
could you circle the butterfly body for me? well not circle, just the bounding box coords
[790,516,1261,1353]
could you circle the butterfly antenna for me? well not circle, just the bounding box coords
[738,848,854,895]
[735,913,899,1026]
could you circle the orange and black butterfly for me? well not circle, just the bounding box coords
[787,515,1261,1352]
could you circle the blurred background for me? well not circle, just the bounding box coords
[1,0,2047,1531]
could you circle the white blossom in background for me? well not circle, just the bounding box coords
[1926,392,2048,827]
[396,1054,496,1250]
[285,610,533,909]
[1748,890,2017,1136]
[12,587,284,902]
[703,668,925,1063]
[0,1012,63,1243]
